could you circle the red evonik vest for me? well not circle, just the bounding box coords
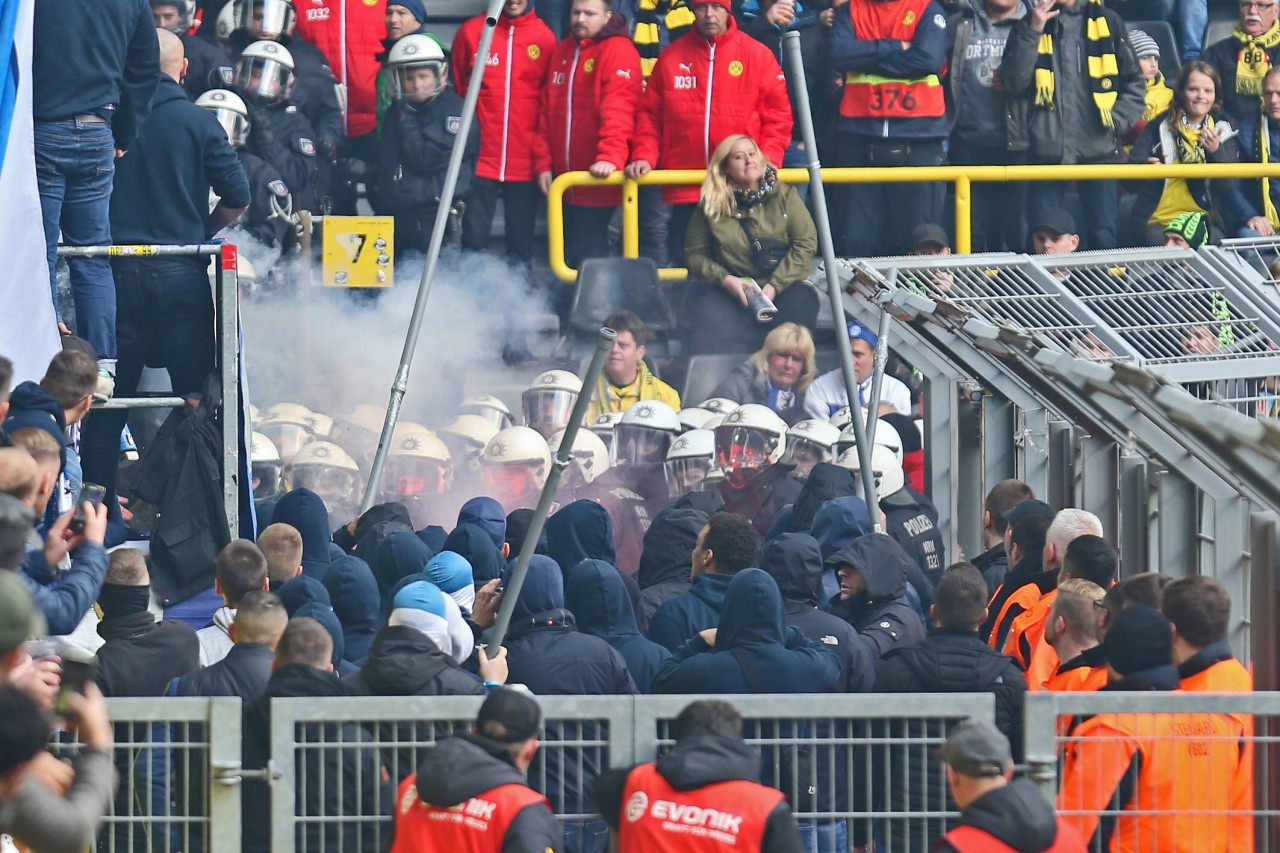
[618,762,781,852]
[390,773,551,853]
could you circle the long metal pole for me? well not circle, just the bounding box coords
[782,32,881,529]
[360,0,507,512]
[865,308,892,448]
[489,327,617,649]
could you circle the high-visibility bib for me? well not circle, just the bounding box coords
[390,774,551,853]
[840,0,945,120]
[618,762,780,852]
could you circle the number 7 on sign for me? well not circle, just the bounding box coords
[335,232,368,263]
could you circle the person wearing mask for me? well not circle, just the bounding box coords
[999,0,1144,250]
[680,135,819,355]
[935,719,1087,852]
[1043,578,1108,692]
[534,0,643,268]
[826,533,926,659]
[647,511,759,652]
[1204,0,1280,123]
[454,0,557,267]
[972,479,1034,598]
[390,688,562,853]
[566,560,671,692]
[871,563,1026,851]
[199,539,270,665]
[594,699,807,853]
[710,322,817,424]
[804,324,913,418]
[635,505,707,632]
[586,311,682,421]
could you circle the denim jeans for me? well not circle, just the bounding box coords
[797,819,849,853]
[34,118,116,358]
[1176,0,1208,59]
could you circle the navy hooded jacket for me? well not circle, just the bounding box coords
[652,568,841,694]
[272,489,333,578]
[456,497,506,550]
[565,560,670,693]
[504,508,549,557]
[646,572,735,653]
[372,532,433,614]
[825,534,927,659]
[443,523,504,585]
[810,495,873,602]
[277,575,331,616]
[294,602,356,675]
[546,500,617,575]
[321,555,380,665]
[635,505,706,632]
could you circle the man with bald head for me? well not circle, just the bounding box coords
[83,29,250,537]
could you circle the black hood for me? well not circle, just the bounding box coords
[417,735,529,807]
[670,491,725,515]
[373,531,433,603]
[505,508,549,557]
[565,559,641,639]
[655,735,761,790]
[273,489,334,577]
[789,464,856,533]
[277,574,331,616]
[760,532,824,604]
[958,778,1062,852]
[321,555,381,664]
[825,534,911,601]
[637,506,707,589]
[546,500,616,574]
[444,523,505,584]
[266,662,348,699]
[717,568,787,649]
[354,625,454,694]
[354,502,412,544]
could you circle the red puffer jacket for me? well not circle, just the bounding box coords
[632,17,792,205]
[533,14,643,207]
[294,0,387,138]
[452,10,556,183]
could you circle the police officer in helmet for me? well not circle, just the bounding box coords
[152,0,235,97]
[713,404,802,535]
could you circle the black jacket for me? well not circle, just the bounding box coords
[320,555,380,665]
[787,463,857,534]
[647,572,734,653]
[882,484,945,590]
[565,560,671,693]
[236,150,294,250]
[412,735,561,853]
[375,89,478,217]
[825,534,927,659]
[173,642,274,699]
[344,625,485,698]
[709,362,810,425]
[718,462,802,535]
[96,610,201,698]
[936,778,1069,853]
[635,505,706,632]
[245,100,322,212]
[971,543,1008,600]
[181,32,233,98]
[110,77,250,246]
[594,735,805,853]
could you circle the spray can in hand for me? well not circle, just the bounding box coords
[741,277,778,323]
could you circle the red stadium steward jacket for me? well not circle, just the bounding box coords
[632,16,792,205]
[295,0,387,137]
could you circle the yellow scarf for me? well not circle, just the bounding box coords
[1234,21,1280,95]
[1034,0,1119,128]
[1143,73,1173,122]
[1173,115,1212,164]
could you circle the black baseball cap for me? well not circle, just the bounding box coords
[1030,208,1077,238]
[910,223,950,251]
[1001,498,1055,527]
[476,687,542,743]
[937,719,1012,777]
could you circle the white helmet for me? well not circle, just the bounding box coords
[329,404,387,467]
[196,89,250,148]
[216,0,240,41]
[588,411,623,451]
[250,431,283,500]
[829,406,854,430]
[522,370,582,438]
[239,0,296,38]
[248,403,261,426]
[258,403,315,464]
[381,424,451,514]
[784,419,841,478]
[836,416,904,465]
[611,401,682,466]
[665,429,715,497]
[301,411,334,438]
[549,428,610,486]
[482,426,552,507]
[438,414,499,474]
[151,0,196,33]
[836,444,905,500]
[387,33,449,104]
[234,40,296,104]
[699,398,740,416]
[714,404,787,488]
[458,394,514,431]
[290,440,361,520]
[678,407,716,432]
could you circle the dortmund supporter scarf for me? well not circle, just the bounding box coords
[1261,108,1280,229]
[1233,21,1280,96]
[1173,114,1213,164]
[1034,0,1120,128]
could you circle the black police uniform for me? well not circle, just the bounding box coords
[882,484,946,590]
[374,87,479,253]
[245,100,319,212]
[181,32,234,97]
[228,31,342,152]
[238,149,294,249]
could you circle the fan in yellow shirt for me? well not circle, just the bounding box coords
[586,310,681,422]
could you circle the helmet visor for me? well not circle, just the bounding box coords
[458,403,512,430]
[785,438,832,477]
[666,458,712,497]
[252,461,282,500]
[259,423,311,464]
[522,389,577,438]
[714,426,773,471]
[207,107,250,148]
[381,457,447,498]
[440,433,484,471]
[292,466,357,500]
[393,62,446,103]
[611,424,673,466]
[588,424,614,452]
[242,0,295,37]
[234,56,294,102]
[482,462,539,503]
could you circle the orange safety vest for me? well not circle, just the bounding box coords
[390,774,551,853]
[618,762,781,852]
[840,0,945,119]
[989,580,1043,652]
[1044,659,1109,693]
[1058,701,1247,852]
[1180,656,1255,851]
[942,820,1087,852]
[1004,589,1059,690]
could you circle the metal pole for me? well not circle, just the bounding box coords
[489,327,617,649]
[360,0,508,513]
[782,32,881,529]
[865,308,892,448]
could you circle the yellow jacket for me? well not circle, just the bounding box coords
[586,360,681,422]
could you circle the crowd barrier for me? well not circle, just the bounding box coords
[546,163,1280,282]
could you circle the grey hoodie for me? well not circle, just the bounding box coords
[949,2,1026,146]
[196,606,234,666]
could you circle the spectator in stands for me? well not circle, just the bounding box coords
[1058,604,1246,849]
[7,431,62,532]
[258,522,303,587]
[586,311,682,421]
[647,511,758,652]
[805,323,913,419]
[999,0,1143,250]
[535,0,643,268]
[826,534,926,659]
[454,0,556,268]
[973,480,1034,598]
[935,719,1086,852]
[566,560,671,692]
[1232,66,1280,237]
[33,0,158,380]
[243,617,389,852]
[1204,0,1280,125]
[829,0,948,257]
[1164,210,1212,247]
[375,2,428,123]
[680,135,819,356]
[173,590,287,698]
[1125,29,1174,148]
[1044,578,1108,691]
[1096,571,1169,640]
[0,571,58,713]
[32,349,98,504]
[635,504,708,631]
[1129,61,1251,245]
[390,688,561,853]
[982,499,1054,647]
[709,323,817,425]
[1028,207,1081,255]
[278,573,332,616]
[199,539,269,665]
[909,223,953,256]
[947,0,1027,252]
[874,564,1027,850]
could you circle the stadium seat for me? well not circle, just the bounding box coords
[1127,20,1180,79]
[1203,20,1236,56]
[682,353,753,405]
[569,257,677,337]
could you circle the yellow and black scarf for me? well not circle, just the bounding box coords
[1034,0,1120,128]
[1172,114,1214,163]
[1233,21,1280,95]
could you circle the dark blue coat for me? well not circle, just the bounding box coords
[546,499,617,575]
[565,560,670,693]
[443,523,504,585]
[647,572,734,653]
[272,489,333,578]
[321,555,380,665]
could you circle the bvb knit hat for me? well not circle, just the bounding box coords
[1164,211,1209,249]
[1128,28,1160,60]
[477,687,543,743]
[1101,603,1173,676]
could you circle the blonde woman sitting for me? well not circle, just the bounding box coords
[709,322,817,425]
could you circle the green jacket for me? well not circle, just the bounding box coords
[683,181,817,291]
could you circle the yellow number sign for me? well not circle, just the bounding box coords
[321,216,394,288]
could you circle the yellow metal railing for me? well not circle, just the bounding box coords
[547,163,1280,283]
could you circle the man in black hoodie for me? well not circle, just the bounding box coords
[635,505,707,632]
[390,687,562,852]
[594,699,805,853]
[825,534,926,659]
